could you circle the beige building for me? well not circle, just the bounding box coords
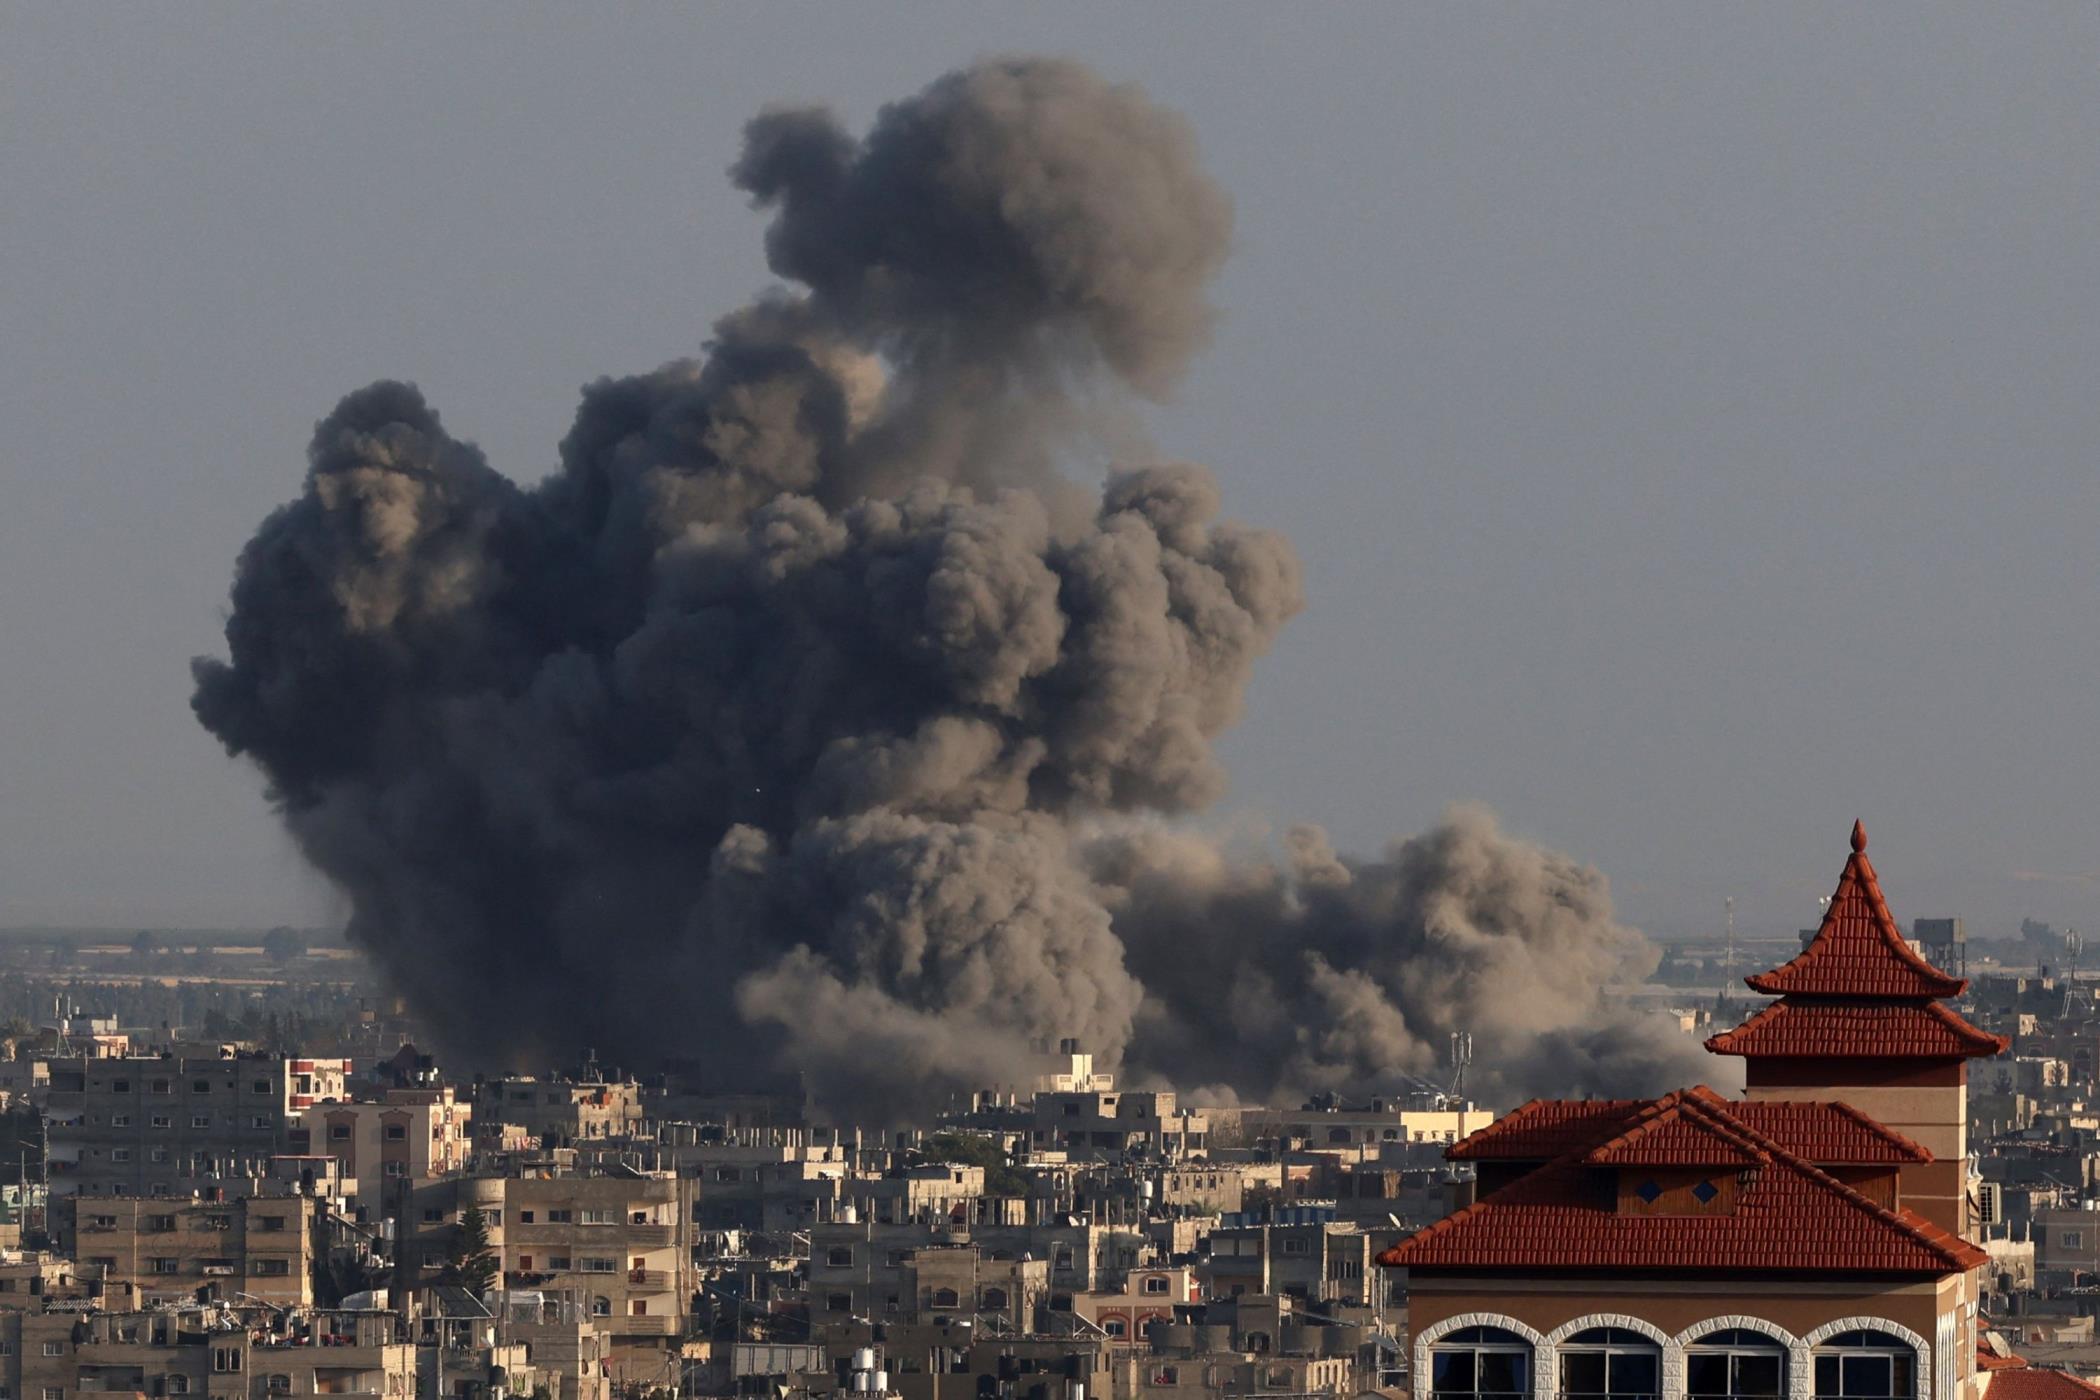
[1031,1091,1208,1158]
[472,1078,643,1148]
[1072,1265,1202,1343]
[400,1173,689,1385]
[43,1056,347,1199]
[1246,1098,1498,1154]
[0,1252,136,1314]
[64,1194,319,1307]
[899,1247,1049,1331]
[489,1293,612,1400]
[300,1088,471,1215]
[1154,1164,1260,1215]
[0,1305,413,1400]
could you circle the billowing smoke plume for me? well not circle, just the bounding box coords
[195,58,1703,1118]
[1094,806,1717,1105]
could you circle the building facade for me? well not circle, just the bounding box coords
[43,1057,347,1199]
[1385,823,2007,1400]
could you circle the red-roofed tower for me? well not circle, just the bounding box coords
[1707,821,2006,1235]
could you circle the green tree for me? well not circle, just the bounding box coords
[919,1132,1030,1198]
[442,1206,500,1294]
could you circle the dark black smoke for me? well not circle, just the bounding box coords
[194,58,1704,1118]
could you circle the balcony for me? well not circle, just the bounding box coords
[626,1269,674,1289]
[624,1224,673,1247]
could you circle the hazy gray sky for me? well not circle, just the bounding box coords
[2,4,2095,943]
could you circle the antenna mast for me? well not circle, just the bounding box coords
[2064,930,2082,1018]
[1447,1031,1472,1102]
[1716,895,1737,1014]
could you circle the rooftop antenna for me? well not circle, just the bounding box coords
[2063,930,2083,1018]
[1447,1031,1472,1101]
[1716,896,1738,1015]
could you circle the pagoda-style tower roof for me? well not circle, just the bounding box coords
[1744,820,1965,1000]
[1707,821,2005,1063]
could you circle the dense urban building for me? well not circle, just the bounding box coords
[8,823,2100,1398]
[43,1056,347,1199]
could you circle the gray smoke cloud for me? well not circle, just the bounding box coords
[194,58,1704,1119]
[1091,805,1721,1105]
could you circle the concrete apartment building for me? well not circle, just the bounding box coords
[1030,1091,1208,1158]
[397,1173,689,1384]
[807,1221,972,1322]
[807,1234,1049,1330]
[811,1218,1132,1322]
[0,1309,417,1400]
[0,1251,137,1315]
[1203,1217,1384,1309]
[486,1294,612,1400]
[1070,1264,1201,1342]
[298,1088,471,1216]
[471,1078,643,1148]
[1248,1097,1497,1154]
[854,1165,986,1227]
[43,1057,347,1199]
[2031,1206,2100,1282]
[1152,1162,1277,1215]
[899,1246,1050,1331]
[814,1319,1118,1400]
[650,1130,852,1232]
[61,1194,319,1308]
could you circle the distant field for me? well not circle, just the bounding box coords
[0,927,348,948]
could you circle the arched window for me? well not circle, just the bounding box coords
[1431,1325,1532,1400]
[981,1288,1009,1310]
[1328,1127,1353,1144]
[1103,1317,1127,1338]
[1561,1327,1660,1400]
[1687,1328,1787,1400]
[590,1295,611,1317]
[1813,1331,1916,1399]
[931,1287,960,1309]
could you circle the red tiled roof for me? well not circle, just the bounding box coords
[1705,999,2007,1060]
[1380,1091,1987,1277]
[1447,1100,1646,1161]
[1583,1095,1764,1167]
[1745,821,1966,1000]
[1978,1347,2027,1374]
[1452,1090,1932,1165]
[1724,1097,1931,1164]
[1985,1370,2100,1400]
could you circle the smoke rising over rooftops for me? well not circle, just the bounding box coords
[193,57,1709,1117]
